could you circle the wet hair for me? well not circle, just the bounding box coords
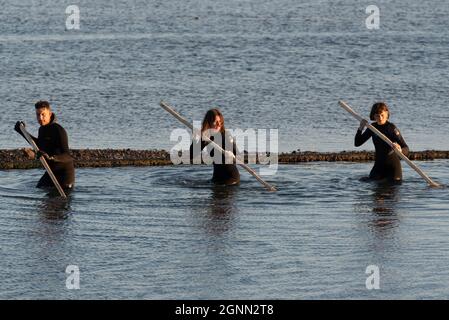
[370,102,389,121]
[35,100,51,110]
[201,108,225,133]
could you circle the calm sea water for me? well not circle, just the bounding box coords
[1,0,449,300]
[0,162,448,299]
[1,0,449,152]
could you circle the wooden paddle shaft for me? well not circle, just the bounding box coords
[19,124,67,198]
[339,100,440,187]
[160,101,277,191]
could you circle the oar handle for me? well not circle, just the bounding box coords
[339,101,440,188]
[19,124,67,198]
[160,101,194,130]
[160,101,277,192]
[339,101,364,122]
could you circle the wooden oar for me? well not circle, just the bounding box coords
[160,101,277,192]
[19,123,67,198]
[339,100,440,188]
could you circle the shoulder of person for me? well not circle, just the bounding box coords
[52,122,68,134]
[52,121,64,129]
[388,122,402,136]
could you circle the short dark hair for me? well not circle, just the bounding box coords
[35,100,51,110]
[370,102,389,121]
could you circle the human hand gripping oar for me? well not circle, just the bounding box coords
[160,101,277,192]
[17,122,67,198]
[339,100,441,188]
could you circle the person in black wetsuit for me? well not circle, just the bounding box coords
[190,108,240,185]
[355,102,409,182]
[14,100,75,189]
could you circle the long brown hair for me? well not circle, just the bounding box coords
[201,108,225,133]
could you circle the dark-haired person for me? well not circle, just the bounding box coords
[355,102,409,182]
[190,108,240,185]
[15,100,75,189]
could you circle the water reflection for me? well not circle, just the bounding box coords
[367,182,401,236]
[201,185,239,236]
[37,190,73,221]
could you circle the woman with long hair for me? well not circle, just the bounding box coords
[190,108,240,185]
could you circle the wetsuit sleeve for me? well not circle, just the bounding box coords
[354,128,372,147]
[391,125,409,156]
[52,126,72,163]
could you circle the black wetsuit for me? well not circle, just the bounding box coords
[190,131,240,185]
[19,114,75,188]
[355,121,409,181]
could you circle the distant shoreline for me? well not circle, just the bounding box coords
[1,149,449,170]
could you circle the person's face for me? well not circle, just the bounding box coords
[211,115,223,132]
[374,110,388,125]
[36,108,52,126]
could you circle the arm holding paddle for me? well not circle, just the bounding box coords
[14,121,58,161]
[356,119,408,155]
[358,119,367,131]
[190,130,240,165]
[390,128,409,156]
[14,121,38,144]
[355,120,372,147]
[15,121,67,198]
